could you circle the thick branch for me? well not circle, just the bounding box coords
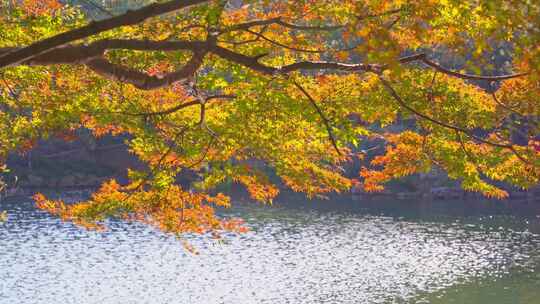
[210,45,377,75]
[211,47,527,80]
[85,50,206,90]
[4,39,374,75]
[0,0,208,68]
[3,39,528,88]
[1,40,206,66]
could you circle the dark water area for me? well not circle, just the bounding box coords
[1,196,539,303]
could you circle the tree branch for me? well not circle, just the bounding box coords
[0,0,208,68]
[398,53,528,81]
[221,17,343,33]
[378,76,530,164]
[144,94,235,117]
[1,40,207,66]
[80,0,114,17]
[109,94,235,117]
[491,92,524,116]
[210,45,378,75]
[293,81,341,155]
[244,29,326,53]
[2,39,528,87]
[85,49,206,90]
[357,8,403,20]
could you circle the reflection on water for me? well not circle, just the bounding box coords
[0,199,539,304]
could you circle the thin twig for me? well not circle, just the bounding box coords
[378,76,530,164]
[100,94,235,117]
[491,92,523,116]
[80,0,114,17]
[244,29,325,53]
[293,81,341,155]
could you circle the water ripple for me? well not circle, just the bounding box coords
[0,201,539,304]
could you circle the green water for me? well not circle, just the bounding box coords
[416,267,540,304]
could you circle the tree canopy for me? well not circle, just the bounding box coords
[0,0,539,235]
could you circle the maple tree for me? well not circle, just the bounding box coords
[0,0,539,235]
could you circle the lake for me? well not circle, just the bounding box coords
[1,197,539,304]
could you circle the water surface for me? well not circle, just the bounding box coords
[1,199,539,304]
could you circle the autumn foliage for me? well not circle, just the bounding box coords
[0,0,538,234]
[21,0,62,16]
